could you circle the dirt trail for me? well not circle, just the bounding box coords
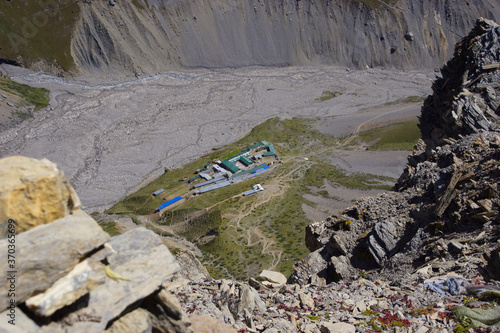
[217,160,315,269]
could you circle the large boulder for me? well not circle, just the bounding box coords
[366,220,399,267]
[258,270,287,286]
[0,156,81,236]
[173,250,212,282]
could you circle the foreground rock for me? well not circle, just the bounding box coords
[258,270,288,286]
[0,156,236,332]
[166,264,500,332]
[0,220,188,332]
[0,156,81,236]
[0,214,109,311]
[42,228,181,332]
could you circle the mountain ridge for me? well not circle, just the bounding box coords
[1,0,499,76]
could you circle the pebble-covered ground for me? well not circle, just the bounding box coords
[168,268,499,333]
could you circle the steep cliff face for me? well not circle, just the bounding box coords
[69,0,499,75]
[0,0,498,75]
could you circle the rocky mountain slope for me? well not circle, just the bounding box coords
[288,16,500,287]
[1,17,499,333]
[1,0,500,76]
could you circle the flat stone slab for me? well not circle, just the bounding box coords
[258,269,287,285]
[0,214,109,311]
[47,228,180,332]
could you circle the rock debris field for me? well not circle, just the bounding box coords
[0,65,432,212]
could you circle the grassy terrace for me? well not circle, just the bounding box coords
[358,120,421,151]
[0,77,50,111]
[107,117,410,280]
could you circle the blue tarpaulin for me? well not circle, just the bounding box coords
[157,196,182,211]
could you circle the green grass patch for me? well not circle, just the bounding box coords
[177,208,222,241]
[384,96,426,106]
[316,190,333,199]
[234,117,338,154]
[98,220,121,237]
[0,0,80,71]
[0,77,49,111]
[220,149,241,160]
[316,90,343,102]
[358,121,421,151]
[204,264,228,280]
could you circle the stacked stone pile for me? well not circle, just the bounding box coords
[0,156,233,333]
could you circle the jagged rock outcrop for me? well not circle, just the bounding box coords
[290,18,500,285]
[0,156,81,236]
[420,17,500,149]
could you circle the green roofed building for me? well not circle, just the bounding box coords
[228,151,251,163]
[188,175,200,183]
[263,144,277,157]
[240,155,254,167]
[220,160,240,173]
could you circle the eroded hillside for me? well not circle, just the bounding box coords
[69,0,500,75]
[1,0,500,75]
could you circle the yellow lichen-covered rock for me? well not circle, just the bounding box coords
[0,156,81,236]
